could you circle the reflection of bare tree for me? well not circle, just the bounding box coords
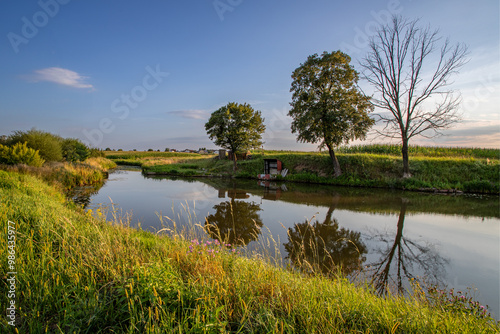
[205,199,263,246]
[283,201,367,277]
[367,198,448,295]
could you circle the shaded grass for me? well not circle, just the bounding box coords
[1,170,498,333]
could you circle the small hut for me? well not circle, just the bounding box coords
[263,159,282,175]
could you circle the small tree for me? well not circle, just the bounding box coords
[289,51,374,176]
[205,102,265,172]
[361,16,468,177]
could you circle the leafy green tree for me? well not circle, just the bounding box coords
[289,51,374,177]
[205,102,265,172]
[61,138,90,162]
[8,128,63,162]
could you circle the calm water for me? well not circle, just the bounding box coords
[85,168,500,318]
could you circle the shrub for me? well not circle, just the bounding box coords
[61,138,91,162]
[8,128,63,161]
[88,148,105,158]
[0,142,45,167]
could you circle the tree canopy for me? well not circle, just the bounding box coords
[205,102,265,171]
[289,51,374,176]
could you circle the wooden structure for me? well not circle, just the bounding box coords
[263,159,282,175]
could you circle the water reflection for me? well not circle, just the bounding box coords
[67,181,104,207]
[202,180,450,295]
[283,200,367,277]
[205,188,263,246]
[366,198,448,295]
[85,170,499,318]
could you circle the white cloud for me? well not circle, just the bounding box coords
[167,110,209,120]
[30,67,94,89]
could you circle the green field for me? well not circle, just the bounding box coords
[107,145,500,194]
[1,169,498,333]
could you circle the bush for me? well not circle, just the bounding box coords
[89,148,105,158]
[61,138,91,162]
[8,128,63,162]
[0,142,45,167]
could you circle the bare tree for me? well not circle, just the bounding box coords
[361,16,468,177]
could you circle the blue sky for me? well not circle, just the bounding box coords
[1,0,498,150]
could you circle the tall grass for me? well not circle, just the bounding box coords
[1,170,498,333]
[338,144,499,159]
[0,157,116,191]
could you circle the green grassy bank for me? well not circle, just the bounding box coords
[0,157,117,191]
[107,145,500,194]
[1,170,498,333]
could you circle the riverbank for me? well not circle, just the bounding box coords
[0,157,116,191]
[1,170,498,333]
[106,145,500,194]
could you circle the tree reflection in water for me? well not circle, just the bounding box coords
[283,202,367,277]
[205,199,263,246]
[68,181,104,208]
[367,198,448,295]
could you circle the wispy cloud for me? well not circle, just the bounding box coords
[167,110,209,120]
[29,67,94,89]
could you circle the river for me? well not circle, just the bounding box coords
[81,167,500,318]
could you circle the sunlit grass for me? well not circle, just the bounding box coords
[0,157,116,191]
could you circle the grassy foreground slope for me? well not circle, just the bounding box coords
[1,171,498,333]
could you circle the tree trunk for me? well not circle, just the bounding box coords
[326,144,342,177]
[232,153,237,173]
[401,138,411,178]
